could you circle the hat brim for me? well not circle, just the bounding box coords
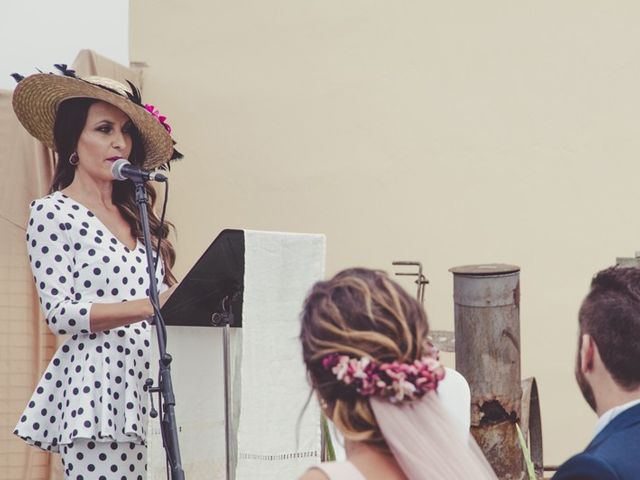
[12,74,174,169]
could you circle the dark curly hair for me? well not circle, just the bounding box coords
[579,266,640,389]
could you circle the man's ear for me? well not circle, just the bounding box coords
[580,333,595,373]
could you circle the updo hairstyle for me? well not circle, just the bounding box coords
[299,268,430,450]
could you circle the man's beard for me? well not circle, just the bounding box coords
[575,343,597,412]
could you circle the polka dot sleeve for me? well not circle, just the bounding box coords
[26,199,92,335]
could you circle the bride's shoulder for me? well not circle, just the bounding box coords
[298,467,329,480]
[299,461,367,480]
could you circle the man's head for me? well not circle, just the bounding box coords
[575,266,640,413]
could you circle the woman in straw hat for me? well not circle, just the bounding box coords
[299,268,497,480]
[11,65,182,479]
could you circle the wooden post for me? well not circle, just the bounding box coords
[450,264,523,479]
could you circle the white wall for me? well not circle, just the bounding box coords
[143,0,640,468]
[0,0,129,89]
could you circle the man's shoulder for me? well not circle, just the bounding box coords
[554,409,640,480]
[553,453,618,480]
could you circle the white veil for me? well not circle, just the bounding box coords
[370,392,497,480]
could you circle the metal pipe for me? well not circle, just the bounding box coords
[450,264,523,479]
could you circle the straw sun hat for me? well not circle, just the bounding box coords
[12,65,182,169]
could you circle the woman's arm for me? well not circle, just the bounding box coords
[28,200,93,335]
[89,285,176,332]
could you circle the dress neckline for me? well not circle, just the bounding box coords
[53,190,141,252]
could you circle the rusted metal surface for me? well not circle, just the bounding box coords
[451,264,520,308]
[469,394,519,426]
[472,420,521,479]
[449,264,520,275]
[521,377,543,478]
[450,264,523,479]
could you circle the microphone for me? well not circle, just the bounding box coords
[111,158,168,182]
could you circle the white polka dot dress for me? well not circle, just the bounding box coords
[14,191,167,454]
[61,439,146,479]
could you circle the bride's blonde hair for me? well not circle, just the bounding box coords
[299,268,430,450]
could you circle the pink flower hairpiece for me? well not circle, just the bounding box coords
[144,103,172,133]
[321,344,446,403]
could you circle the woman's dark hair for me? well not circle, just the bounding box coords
[50,98,176,285]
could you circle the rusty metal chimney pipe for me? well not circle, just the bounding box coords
[450,264,523,479]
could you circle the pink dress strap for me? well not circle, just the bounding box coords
[310,461,367,480]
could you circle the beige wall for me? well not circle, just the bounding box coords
[130,1,640,466]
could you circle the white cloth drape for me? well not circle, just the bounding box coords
[235,230,325,479]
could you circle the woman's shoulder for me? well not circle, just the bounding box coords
[28,191,61,211]
[300,462,366,480]
[298,467,329,480]
[27,192,72,230]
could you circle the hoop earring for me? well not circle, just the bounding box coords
[69,152,79,166]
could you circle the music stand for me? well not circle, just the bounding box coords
[161,229,245,480]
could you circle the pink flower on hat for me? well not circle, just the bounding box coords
[144,103,172,133]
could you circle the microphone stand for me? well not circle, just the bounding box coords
[133,178,185,480]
